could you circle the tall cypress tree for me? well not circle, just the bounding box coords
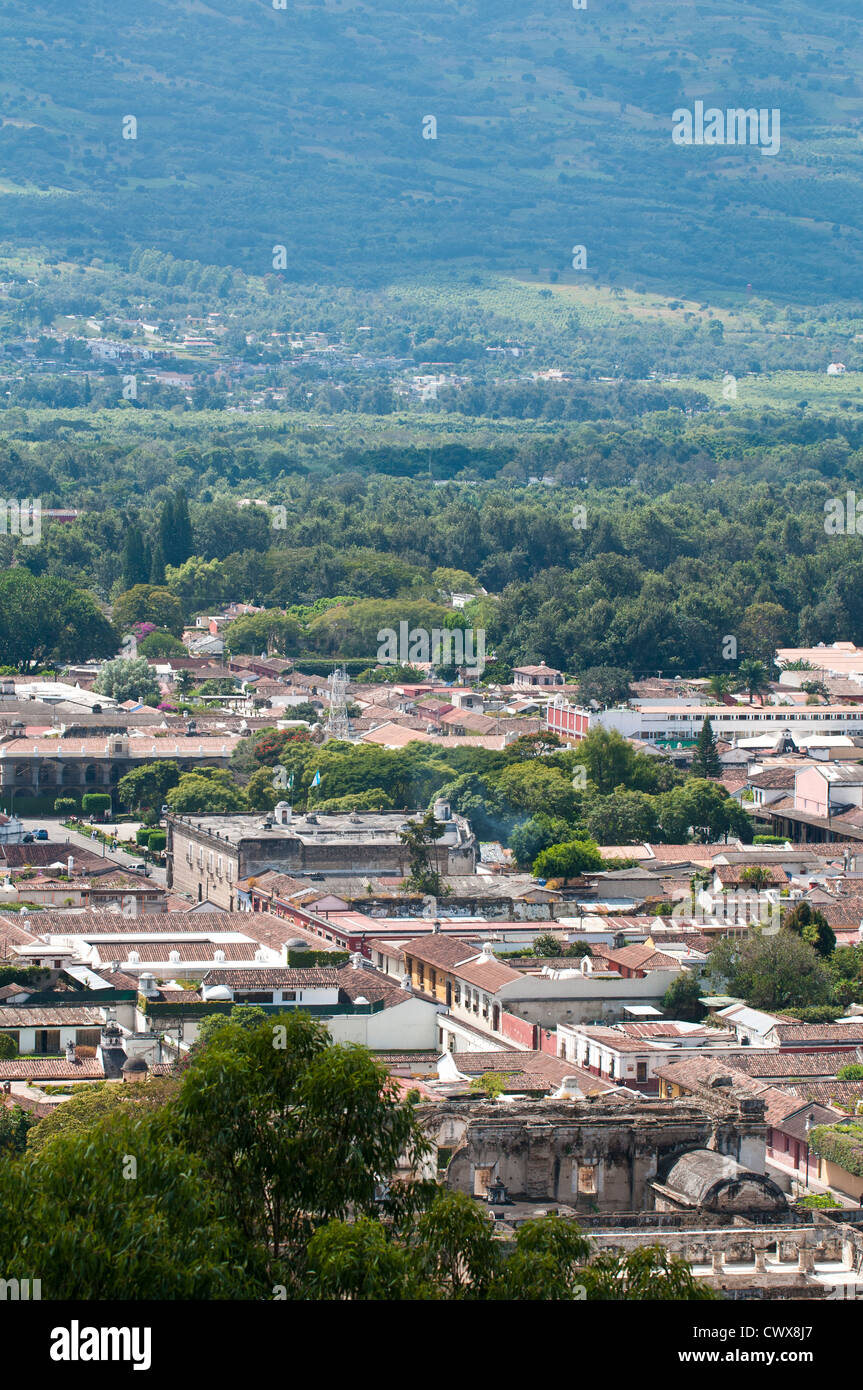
[122,523,149,590]
[159,495,176,567]
[172,487,194,565]
[691,716,721,779]
[149,538,166,586]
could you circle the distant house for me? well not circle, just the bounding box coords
[827,363,847,375]
[513,662,564,688]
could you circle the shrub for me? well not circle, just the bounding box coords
[836,1063,863,1081]
[135,827,151,846]
[0,1034,18,1059]
[81,793,111,818]
[147,831,166,853]
[53,797,77,815]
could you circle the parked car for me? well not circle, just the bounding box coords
[21,832,34,843]
[34,829,48,841]
[131,862,151,876]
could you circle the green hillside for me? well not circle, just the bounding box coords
[1,0,862,298]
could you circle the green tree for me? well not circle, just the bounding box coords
[137,630,188,658]
[736,658,770,705]
[0,1033,18,1059]
[81,792,112,818]
[1,1105,261,1299]
[575,666,632,707]
[173,1012,430,1269]
[0,1102,33,1153]
[531,932,565,957]
[571,727,638,795]
[112,584,184,637]
[165,770,249,814]
[690,716,721,779]
[117,761,181,814]
[469,1071,508,1101]
[400,809,446,895]
[783,900,836,958]
[706,931,833,1010]
[121,522,150,590]
[532,839,603,879]
[495,762,580,820]
[582,788,658,845]
[149,537,167,585]
[224,610,302,656]
[578,1245,716,1301]
[509,814,573,869]
[0,571,118,672]
[164,555,229,611]
[661,972,705,1021]
[94,656,161,703]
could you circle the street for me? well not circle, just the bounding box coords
[12,816,168,888]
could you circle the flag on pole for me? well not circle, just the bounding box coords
[311,770,321,787]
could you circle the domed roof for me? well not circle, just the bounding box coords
[122,1054,148,1073]
[203,984,233,1002]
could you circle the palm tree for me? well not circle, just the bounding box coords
[736,658,770,706]
[706,673,733,700]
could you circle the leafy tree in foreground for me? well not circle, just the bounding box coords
[305,1197,716,1301]
[0,1106,262,1299]
[173,1011,431,1273]
[0,1103,34,1154]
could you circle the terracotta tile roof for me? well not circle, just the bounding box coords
[335,964,411,1007]
[0,845,116,872]
[747,768,797,789]
[0,1004,105,1026]
[652,1055,801,1125]
[731,1049,863,1079]
[767,1023,863,1044]
[0,1058,104,1080]
[401,936,478,969]
[452,956,523,991]
[783,1080,863,1107]
[0,983,29,1000]
[202,967,341,988]
[715,864,789,886]
[451,1049,578,1093]
[644,844,715,863]
[603,945,682,973]
[0,736,241,757]
[95,969,139,990]
[816,898,863,928]
[108,941,261,963]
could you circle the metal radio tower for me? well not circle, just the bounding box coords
[325,665,351,741]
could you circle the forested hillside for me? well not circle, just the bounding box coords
[1,0,862,298]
